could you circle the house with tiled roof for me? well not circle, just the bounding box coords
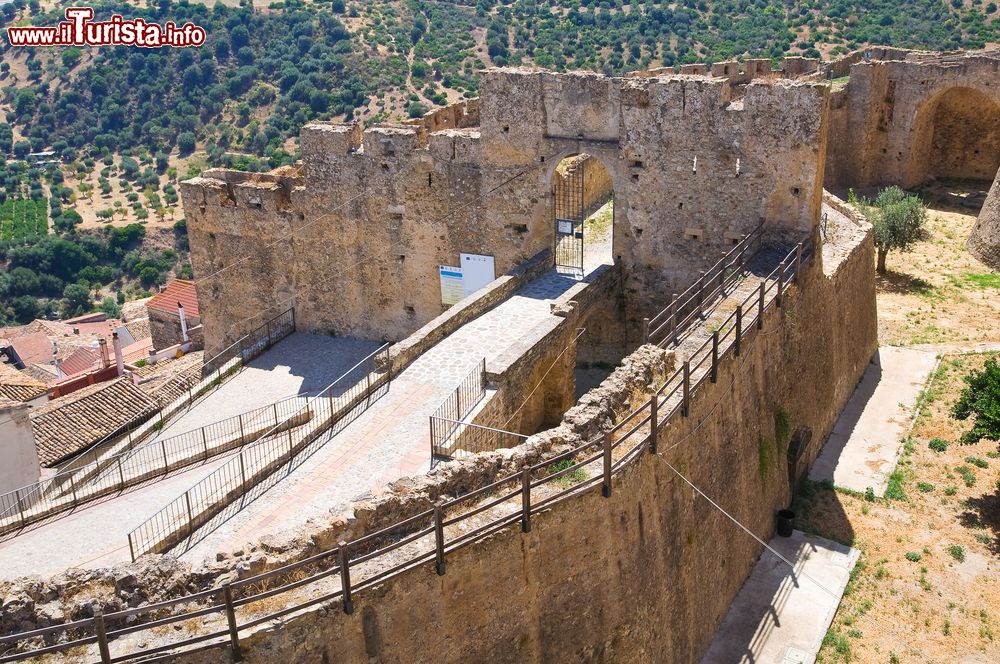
[0,363,48,405]
[3,332,54,370]
[147,280,202,350]
[29,377,159,467]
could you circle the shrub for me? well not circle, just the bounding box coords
[952,358,1000,445]
[928,438,948,452]
[946,545,965,562]
[905,551,922,562]
[917,482,935,493]
[964,455,989,469]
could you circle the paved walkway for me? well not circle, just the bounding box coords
[809,347,938,495]
[0,334,381,580]
[183,267,602,561]
[701,530,859,664]
[153,334,381,439]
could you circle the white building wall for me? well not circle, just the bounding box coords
[0,400,40,495]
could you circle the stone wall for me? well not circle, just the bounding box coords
[968,167,1000,270]
[149,310,202,351]
[824,51,1000,189]
[183,68,828,357]
[553,154,614,217]
[157,214,876,664]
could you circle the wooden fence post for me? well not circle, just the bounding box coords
[602,432,613,498]
[776,260,785,309]
[649,391,658,454]
[757,281,765,330]
[434,501,447,576]
[94,611,111,664]
[338,542,354,614]
[669,294,678,342]
[696,272,706,318]
[710,331,719,384]
[521,466,531,533]
[641,317,649,344]
[682,361,691,417]
[735,305,743,357]
[223,584,243,662]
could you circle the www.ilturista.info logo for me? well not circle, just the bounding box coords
[6,7,206,47]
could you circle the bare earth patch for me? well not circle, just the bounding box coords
[801,351,1000,663]
[876,200,1000,346]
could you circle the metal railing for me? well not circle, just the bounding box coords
[0,234,815,664]
[429,359,487,461]
[49,308,295,482]
[126,344,391,561]
[430,418,528,460]
[644,222,764,347]
[202,308,295,378]
[0,395,309,537]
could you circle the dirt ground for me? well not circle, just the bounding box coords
[803,189,1000,662]
[875,195,1000,347]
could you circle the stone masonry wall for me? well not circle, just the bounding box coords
[183,69,828,356]
[824,51,1000,189]
[159,214,876,664]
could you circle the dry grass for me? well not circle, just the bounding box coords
[802,351,1000,663]
[875,198,1000,347]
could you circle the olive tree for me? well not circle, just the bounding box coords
[852,186,928,274]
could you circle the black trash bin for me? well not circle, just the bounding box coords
[776,509,796,537]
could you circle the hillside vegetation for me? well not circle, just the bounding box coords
[0,0,995,325]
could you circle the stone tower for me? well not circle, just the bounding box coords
[968,168,1000,270]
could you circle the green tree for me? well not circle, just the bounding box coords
[851,186,928,274]
[62,282,92,314]
[98,295,121,318]
[952,358,1000,445]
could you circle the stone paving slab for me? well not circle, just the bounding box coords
[181,268,595,561]
[153,334,382,439]
[700,530,859,664]
[809,346,938,495]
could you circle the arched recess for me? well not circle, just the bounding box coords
[909,86,1000,186]
[548,152,616,274]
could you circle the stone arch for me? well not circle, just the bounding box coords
[908,86,1000,186]
[546,150,618,272]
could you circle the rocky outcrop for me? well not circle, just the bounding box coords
[968,168,1000,270]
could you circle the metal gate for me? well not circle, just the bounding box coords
[553,160,585,272]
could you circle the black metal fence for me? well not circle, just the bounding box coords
[201,308,295,378]
[0,395,308,538]
[429,359,487,460]
[126,344,391,560]
[0,235,815,664]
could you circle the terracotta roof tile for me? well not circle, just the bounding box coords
[59,347,99,377]
[30,378,158,467]
[123,317,151,342]
[8,333,54,367]
[0,363,48,402]
[22,363,57,383]
[147,280,199,318]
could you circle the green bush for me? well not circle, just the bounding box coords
[928,438,949,452]
[952,358,1000,445]
[905,551,922,562]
